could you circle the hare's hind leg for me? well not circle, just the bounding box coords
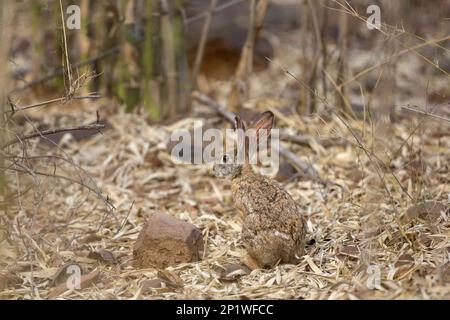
[241,252,262,270]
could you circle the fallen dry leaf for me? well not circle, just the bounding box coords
[345,168,365,184]
[275,161,297,182]
[338,245,361,259]
[219,264,250,282]
[0,271,21,291]
[417,234,433,248]
[79,233,102,244]
[48,269,100,299]
[395,254,414,268]
[157,270,184,288]
[88,250,117,265]
[403,201,448,222]
[141,278,166,290]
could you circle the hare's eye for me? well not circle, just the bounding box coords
[222,155,229,163]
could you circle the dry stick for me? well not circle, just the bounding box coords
[280,132,346,149]
[2,153,98,199]
[319,0,329,98]
[59,0,73,93]
[335,5,356,118]
[11,47,119,94]
[5,154,115,215]
[401,105,450,123]
[339,34,450,89]
[330,1,450,86]
[1,124,106,149]
[192,92,326,184]
[190,0,219,90]
[186,0,246,24]
[4,165,115,211]
[333,112,412,245]
[298,0,309,114]
[323,69,355,118]
[331,0,450,55]
[6,94,101,114]
[270,57,416,210]
[304,0,323,114]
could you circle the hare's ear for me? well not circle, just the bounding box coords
[234,114,248,162]
[234,115,246,131]
[251,111,274,140]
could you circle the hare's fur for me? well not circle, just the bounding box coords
[233,165,306,268]
[213,112,306,269]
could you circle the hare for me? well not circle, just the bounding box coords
[213,111,306,269]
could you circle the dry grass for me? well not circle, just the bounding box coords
[0,100,448,300]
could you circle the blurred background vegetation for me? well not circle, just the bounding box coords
[2,0,449,120]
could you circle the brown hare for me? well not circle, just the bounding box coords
[213,111,306,269]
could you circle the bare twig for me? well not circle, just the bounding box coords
[333,112,412,244]
[339,34,450,89]
[11,47,118,94]
[185,0,246,24]
[3,165,115,211]
[401,105,450,123]
[6,94,101,114]
[1,124,106,149]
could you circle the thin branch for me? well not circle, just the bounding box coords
[401,105,450,123]
[10,47,119,94]
[1,124,106,149]
[3,165,115,211]
[6,94,101,114]
[339,34,450,88]
[185,0,246,24]
[59,0,73,92]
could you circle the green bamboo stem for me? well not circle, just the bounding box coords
[141,0,160,120]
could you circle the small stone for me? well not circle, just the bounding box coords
[133,212,204,268]
[218,264,250,281]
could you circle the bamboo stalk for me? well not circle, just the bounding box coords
[160,0,177,118]
[228,0,269,113]
[141,0,159,120]
[0,1,14,206]
[52,0,66,92]
[118,0,141,112]
[172,0,188,114]
[336,6,355,118]
[78,0,93,95]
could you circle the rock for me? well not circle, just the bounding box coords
[133,212,204,268]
